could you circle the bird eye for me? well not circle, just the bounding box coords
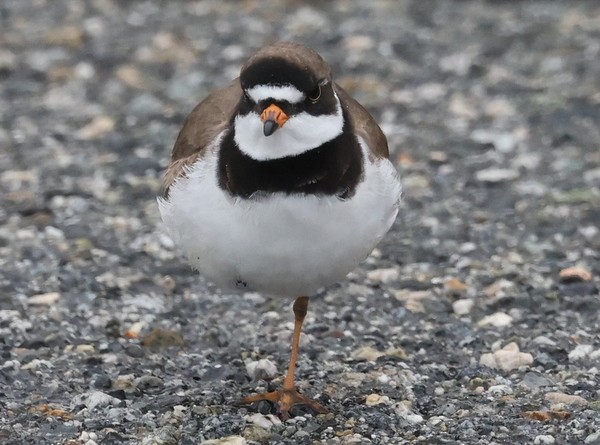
[243,90,252,102]
[308,84,321,103]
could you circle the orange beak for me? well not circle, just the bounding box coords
[260,104,289,136]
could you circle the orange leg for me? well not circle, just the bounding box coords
[238,296,328,419]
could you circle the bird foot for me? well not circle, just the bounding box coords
[238,389,328,420]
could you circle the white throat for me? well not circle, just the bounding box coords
[233,93,344,161]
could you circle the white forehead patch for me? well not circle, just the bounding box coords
[246,84,306,104]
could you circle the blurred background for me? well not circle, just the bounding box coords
[1,1,599,444]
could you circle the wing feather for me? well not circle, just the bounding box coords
[161,80,242,197]
[334,84,389,159]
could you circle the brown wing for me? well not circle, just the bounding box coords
[334,84,389,159]
[160,79,242,198]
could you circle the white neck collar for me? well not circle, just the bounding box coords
[233,93,344,161]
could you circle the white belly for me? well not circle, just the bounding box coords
[158,141,401,297]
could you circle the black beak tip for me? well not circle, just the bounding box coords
[263,120,278,137]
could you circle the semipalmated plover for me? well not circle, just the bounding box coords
[158,42,402,418]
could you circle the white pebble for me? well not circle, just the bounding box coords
[75,344,95,354]
[245,359,278,381]
[27,292,61,306]
[245,413,280,429]
[494,350,533,370]
[477,312,513,328]
[394,402,424,424]
[585,432,600,444]
[1,360,20,371]
[365,394,390,406]
[479,353,497,369]
[351,346,384,362]
[377,374,390,384]
[452,299,474,315]
[533,336,557,346]
[21,359,54,370]
[503,342,520,352]
[83,391,121,411]
[475,168,519,183]
[487,384,512,396]
[534,435,555,444]
[568,344,594,361]
[428,416,448,426]
[366,267,400,284]
[44,226,65,240]
[404,413,425,425]
[480,342,533,371]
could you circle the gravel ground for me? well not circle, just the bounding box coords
[1,1,600,444]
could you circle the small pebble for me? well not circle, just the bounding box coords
[365,394,390,406]
[534,435,555,445]
[452,299,474,315]
[75,344,95,354]
[112,374,135,390]
[75,116,115,140]
[585,432,600,444]
[568,344,594,361]
[245,413,280,429]
[82,391,122,411]
[487,384,512,396]
[545,392,588,407]
[475,168,520,183]
[470,129,517,152]
[480,342,533,371]
[27,292,61,306]
[134,375,164,393]
[477,312,513,328]
[124,321,146,339]
[125,344,145,358]
[444,278,469,293]
[245,359,278,381]
[242,425,271,442]
[559,266,592,282]
[519,372,555,391]
[366,267,400,284]
[351,346,384,362]
[533,336,557,346]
